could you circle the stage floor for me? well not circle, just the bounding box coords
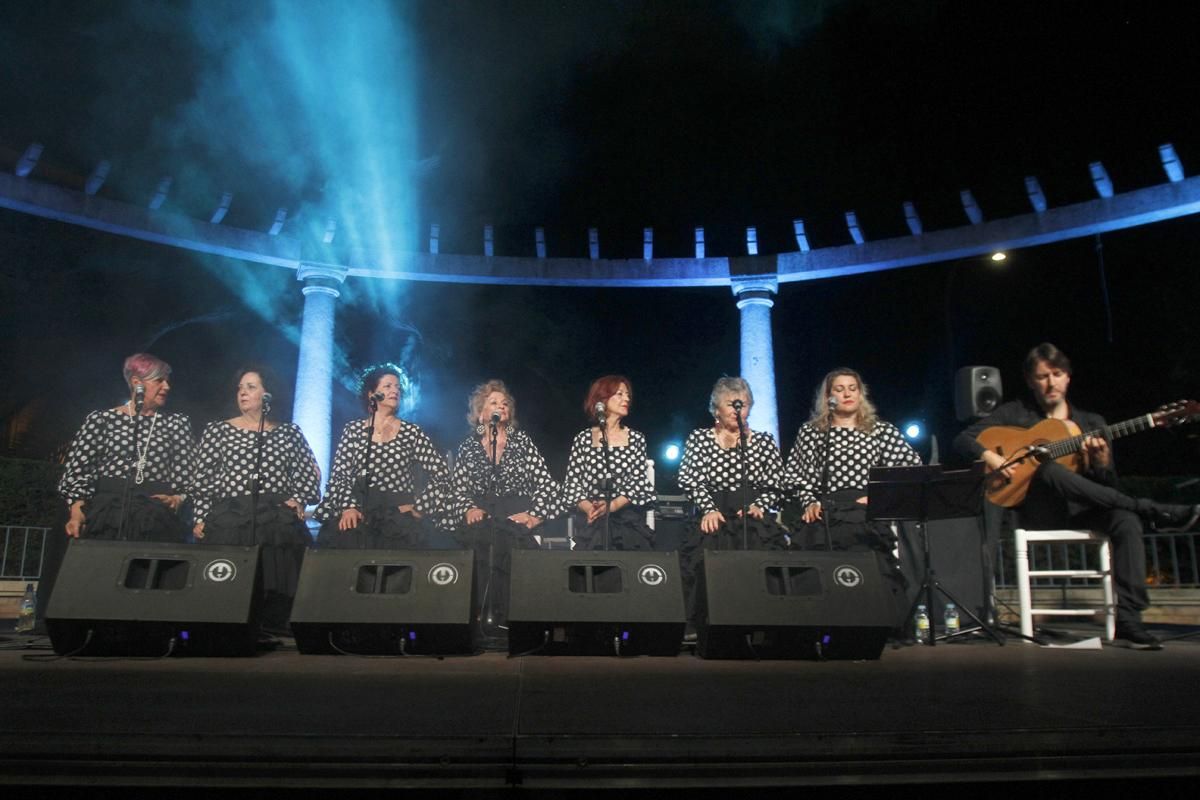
[2,625,1199,792]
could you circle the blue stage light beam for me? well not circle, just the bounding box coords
[162,1,426,470]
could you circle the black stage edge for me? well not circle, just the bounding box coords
[2,633,1200,791]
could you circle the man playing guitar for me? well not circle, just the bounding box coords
[954,342,1199,649]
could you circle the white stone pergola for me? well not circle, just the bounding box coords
[3,144,1196,478]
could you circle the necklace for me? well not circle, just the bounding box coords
[372,416,399,442]
[127,403,159,485]
[714,426,740,449]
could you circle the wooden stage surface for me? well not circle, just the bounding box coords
[2,625,1200,793]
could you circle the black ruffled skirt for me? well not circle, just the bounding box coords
[790,489,898,556]
[316,491,430,550]
[202,494,311,597]
[452,496,541,630]
[571,504,655,551]
[84,478,189,543]
[679,491,791,622]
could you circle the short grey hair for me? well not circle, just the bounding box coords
[122,353,171,389]
[708,376,753,416]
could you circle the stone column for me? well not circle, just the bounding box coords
[732,276,780,445]
[294,262,348,486]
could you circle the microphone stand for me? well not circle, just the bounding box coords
[734,402,749,550]
[360,396,379,549]
[480,416,501,634]
[489,417,500,488]
[117,389,145,542]
[819,400,836,552]
[249,398,270,547]
[598,412,614,551]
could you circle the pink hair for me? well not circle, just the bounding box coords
[122,353,171,388]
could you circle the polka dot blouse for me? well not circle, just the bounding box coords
[448,429,561,523]
[677,427,785,514]
[783,421,922,508]
[561,427,656,511]
[58,409,195,504]
[189,421,322,521]
[314,418,449,521]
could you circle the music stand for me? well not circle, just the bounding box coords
[868,462,1003,646]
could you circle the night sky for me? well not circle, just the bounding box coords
[2,1,1198,483]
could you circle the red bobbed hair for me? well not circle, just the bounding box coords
[583,375,632,421]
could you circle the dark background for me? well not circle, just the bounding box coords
[1,1,1198,487]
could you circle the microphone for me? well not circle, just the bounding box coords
[261,392,273,414]
[134,384,145,411]
[730,399,744,411]
[594,401,606,421]
[828,395,838,410]
[490,411,501,426]
[370,391,385,402]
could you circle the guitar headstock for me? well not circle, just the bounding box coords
[1153,400,1200,427]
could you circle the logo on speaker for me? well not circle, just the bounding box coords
[833,564,864,588]
[638,564,668,586]
[428,563,459,586]
[204,559,237,583]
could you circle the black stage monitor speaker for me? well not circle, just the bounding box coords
[45,539,262,656]
[290,548,475,655]
[696,550,895,660]
[508,550,686,656]
[955,365,1003,421]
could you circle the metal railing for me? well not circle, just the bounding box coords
[1145,531,1200,588]
[995,531,1200,589]
[1,525,48,581]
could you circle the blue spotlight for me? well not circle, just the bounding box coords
[903,421,924,441]
[663,443,682,463]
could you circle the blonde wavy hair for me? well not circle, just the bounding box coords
[808,368,878,433]
[467,379,518,430]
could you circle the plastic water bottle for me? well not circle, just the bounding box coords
[944,603,960,637]
[15,583,36,633]
[914,604,930,644]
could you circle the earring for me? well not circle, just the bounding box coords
[475,423,486,435]
[505,425,514,435]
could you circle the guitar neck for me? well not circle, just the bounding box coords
[1044,413,1156,460]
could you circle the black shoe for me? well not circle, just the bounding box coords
[1114,621,1163,650]
[1146,503,1200,532]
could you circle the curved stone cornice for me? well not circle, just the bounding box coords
[4,170,1199,288]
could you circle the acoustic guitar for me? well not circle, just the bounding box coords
[976,400,1199,507]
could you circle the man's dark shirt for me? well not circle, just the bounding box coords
[952,397,1118,489]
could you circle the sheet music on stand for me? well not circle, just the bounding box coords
[866,462,984,523]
